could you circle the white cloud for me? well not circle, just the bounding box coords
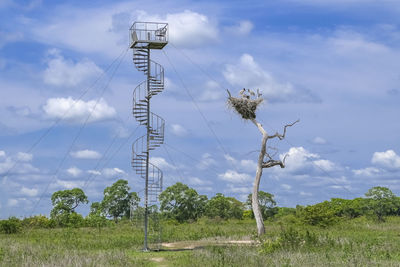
[30,6,127,58]
[223,54,296,101]
[138,10,219,48]
[88,170,101,175]
[197,186,213,192]
[55,179,84,189]
[352,167,381,177]
[329,30,389,54]
[218,170,252,183]
[226,20,254,36]
[0,159,12,174]
[102,167,125,177]
[20,186,38,197]
[188,177,212,186]
[277,147,338,175]
[0,31,23,48]
[70,149,101,159]
[170,124,188,137]
[43,97,116,123]
[371,150,400,170]
[16,152,33,162]
[224,154,257,172]
[224,154,236,164]
[114,126,130,138]
[280,147,318,174]
[281,184,292,190]
[312,136,327,144]
[43,49,103,87]
[199,81,223,101]
[240,159,257,172]
[0,152,38,175]
[7,198,18,207]
[67,166,82,177]
[0,150,6,158]
[150,157,176,170]
[299,191,313,197]
[314,159,336,172]
[197,153,217,170]
[226,184,252,193]
[330,185,351,190]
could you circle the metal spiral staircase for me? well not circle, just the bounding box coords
[130,22,168,251]
[131,49,165,203]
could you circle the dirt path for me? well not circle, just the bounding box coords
[141,239,258,266]
[161,238,258,250]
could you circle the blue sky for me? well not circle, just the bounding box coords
[1,0,400,219]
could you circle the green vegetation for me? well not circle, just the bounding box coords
[159,182,207,222]
[246,191,278,220]
[204,193,244,219]
[365,186,399,222]
[50,188,88,227]
[1,183,400,266]
[1,217,400,266]
[101,179,140,222]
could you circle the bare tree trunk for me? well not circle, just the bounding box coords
[226,89,298,237]
[251,119,268,236]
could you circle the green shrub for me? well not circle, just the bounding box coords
[300,201,337,227]
[204,193,244,220]
[242,210,253,219]
[275,207,297,218]
[53,212,85,228]
[261,227,329,254]
[21,215,54,228]
[85,214,110,228]
[276,214,302,225]
[0,217,21,234]
[66,213,84,227]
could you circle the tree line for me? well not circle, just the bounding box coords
[1,180,400,234]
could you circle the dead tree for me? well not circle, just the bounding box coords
[227,89,298,236]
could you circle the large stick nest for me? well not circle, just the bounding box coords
[227,89,263,120]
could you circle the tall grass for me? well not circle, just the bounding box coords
[1,217,399,266]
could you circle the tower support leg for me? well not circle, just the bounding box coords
[143,48,151,252]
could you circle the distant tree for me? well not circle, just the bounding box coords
[365,186,398,222]
[86,202,109,228]
[89,201,104,216]
[300,201,337,227]
[246,191,278,220]
[50,188,88,220]
[102,179,140,222]
[396,197,400,216]
[159,182,207,222]
[329,198,370,219]
[205,193,244,219]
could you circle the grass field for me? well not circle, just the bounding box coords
[1,217,400,266]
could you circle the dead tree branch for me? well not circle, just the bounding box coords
[262,153,289,169]
[267,119,300,140]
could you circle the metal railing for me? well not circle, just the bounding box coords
[130,22,168,47]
